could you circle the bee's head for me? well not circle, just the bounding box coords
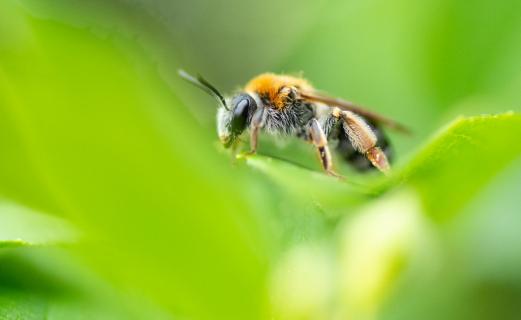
[218,93,257,148]
[178,70,259,148]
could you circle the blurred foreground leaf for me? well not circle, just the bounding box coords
[0,288,155,320]
[0,202,77,249]
[0,289,46,320]
[0,4,267,319]
[0,249,170,320]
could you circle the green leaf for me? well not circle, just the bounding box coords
[397,112,521,219]
[0,202,77,248]
[0,250,169,320]
[0,289,46,320]
[243,154,375,208]
[243,113,521,222]
[0,291,157,320]
[0,5,267,319]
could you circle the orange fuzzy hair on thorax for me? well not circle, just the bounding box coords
[244,73,314,109]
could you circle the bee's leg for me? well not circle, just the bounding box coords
[245,107,266,155]
[308,118,342,178]
[338,110,390,173]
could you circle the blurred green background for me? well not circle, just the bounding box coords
[1,0,521,319]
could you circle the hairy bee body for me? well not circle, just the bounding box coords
[180,70,400,176]
[227,73,392,172]
[244,73,315,136]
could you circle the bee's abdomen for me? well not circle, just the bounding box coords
[336,123,393,171]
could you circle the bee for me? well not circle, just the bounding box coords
[179,70,409,177]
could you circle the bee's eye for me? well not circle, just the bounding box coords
[230,94,255,135]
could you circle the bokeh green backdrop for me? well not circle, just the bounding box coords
[1,0,521,319]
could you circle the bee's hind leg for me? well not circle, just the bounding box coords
[337,109,390,173]
[308,118,342,178]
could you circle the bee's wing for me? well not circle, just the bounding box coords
[300,91,411,135]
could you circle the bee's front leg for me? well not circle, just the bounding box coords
[244,107,266,156]
[308,119,342,178]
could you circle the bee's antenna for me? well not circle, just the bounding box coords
[178,69,229,110]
